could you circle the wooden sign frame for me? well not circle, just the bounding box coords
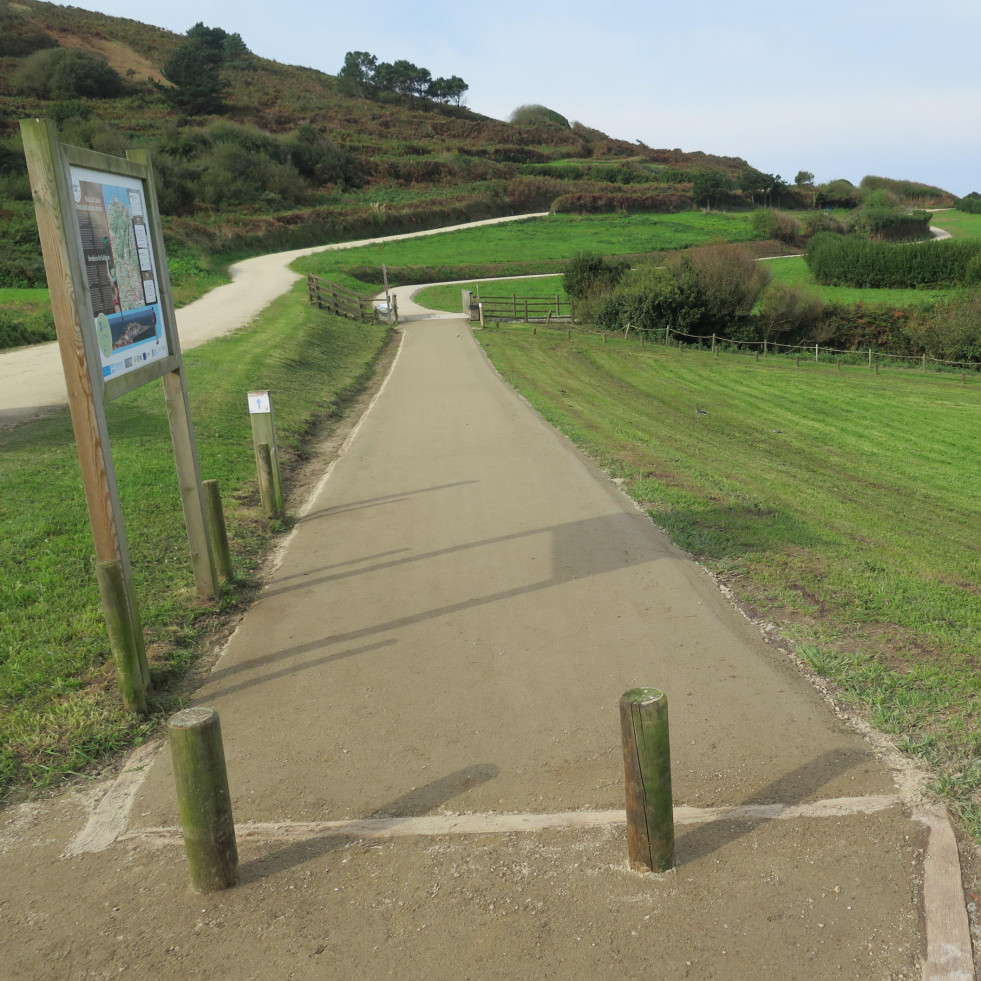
[20,118,218,604]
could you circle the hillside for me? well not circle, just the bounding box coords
[0,0,759,281]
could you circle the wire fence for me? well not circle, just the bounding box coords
[485,319,981,375]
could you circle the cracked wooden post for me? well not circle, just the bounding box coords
[168,707,238,893]
[620,687,674,873]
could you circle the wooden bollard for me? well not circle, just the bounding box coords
[168,707,238,893]
[203,479,234,580]
[620,688,674,873]
[95,559,147,714]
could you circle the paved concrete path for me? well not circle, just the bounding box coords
[4,313,972,979]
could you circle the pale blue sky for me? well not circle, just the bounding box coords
[76,0,979,196]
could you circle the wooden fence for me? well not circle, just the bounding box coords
[307,275,398,324]
[472,293,574,324]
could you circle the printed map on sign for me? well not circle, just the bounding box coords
[70,166,170,380]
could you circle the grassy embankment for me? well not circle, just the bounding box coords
[476,325,981,835]
[0,283,390,800]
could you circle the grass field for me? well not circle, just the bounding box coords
[292,211,764,293]
[0,284,390,800]
[413,274,567,312]
[476,325,981,835]
[761,256,956,307]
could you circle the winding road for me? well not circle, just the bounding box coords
[0,212,547,430]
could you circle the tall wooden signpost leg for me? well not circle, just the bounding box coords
[127,149,217,600]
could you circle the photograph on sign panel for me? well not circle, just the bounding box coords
[70,166,171,380]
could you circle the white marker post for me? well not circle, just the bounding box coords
[248,391,283,518]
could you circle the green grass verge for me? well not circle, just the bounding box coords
[928,210,981,240]
[0,281,391,800]
[476,326,981,836]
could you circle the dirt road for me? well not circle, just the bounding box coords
[1,312,972,979]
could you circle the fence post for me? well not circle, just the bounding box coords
[203,479,234,580]
[513,294,517,317]
[869,348,873,369]
[922,354,926,372]
[168,707,238,893]
[815,343,819,362]
[620,688,674,873]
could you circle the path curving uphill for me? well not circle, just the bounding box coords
[0,212,548,430]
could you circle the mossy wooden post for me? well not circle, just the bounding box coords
[203,479,233,580]
[620,688,674,873]
[96,559,147,714]
[248,391,283,518]
[168,707,238,893]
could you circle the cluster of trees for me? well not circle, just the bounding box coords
[162,22,250,115]
[692,168,814,209]
[338,51,467,105]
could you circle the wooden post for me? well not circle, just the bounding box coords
[391,295,399,325]
[763,339,768,356]
[96,559,148,714]
[796,356,800,368]
[524,298,529,322]
[248,392,283,517]
[922,353,927,372]
[620,688,674,873]
[168,707,238,893]
[256,443,279,518]
[711,333,716,353]
[512,294,517,317]
[479,302,485,330]
[203,479,233,580]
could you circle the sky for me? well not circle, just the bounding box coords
[73,0,980,197]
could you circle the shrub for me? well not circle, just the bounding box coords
[956,192,981,215]
[750,209,803,248]
[48,100,94,126]
[667,242,770,335]
[509,104,571,128]
[757,283,825,343]
[562,251,629,299]
[14,48,123,99]
[903,291,981,362]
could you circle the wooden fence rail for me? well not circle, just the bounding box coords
[472,293,574,324]
[307,275,397,324]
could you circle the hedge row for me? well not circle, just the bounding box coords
[805,233,981,288]
[551,190,692,214]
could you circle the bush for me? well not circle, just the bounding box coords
[850,206,931,241]
[667,242,770,335]
[509,104,571,128]
[956,192,981,215]
[757,283,825,343]
[903,291,981,362]
[14,48,123,99]
[750,209,803,248]
[562,251,629,299]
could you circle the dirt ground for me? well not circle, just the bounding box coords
[3,314,976,979]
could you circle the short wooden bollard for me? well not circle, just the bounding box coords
[620,688,674,873]
[203,479,234,580]
[95,559,147,714]
[168,707,238,893]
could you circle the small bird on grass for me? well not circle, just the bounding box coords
[696,405,708,418]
